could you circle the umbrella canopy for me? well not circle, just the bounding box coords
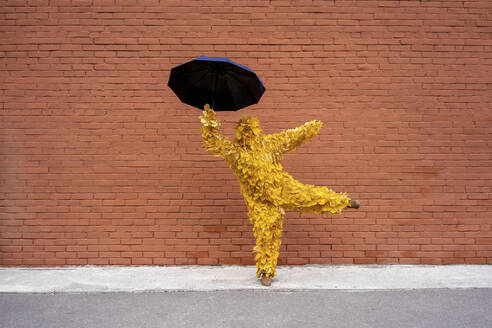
[168,56,266,111]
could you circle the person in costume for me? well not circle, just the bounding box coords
[200,104,360,286]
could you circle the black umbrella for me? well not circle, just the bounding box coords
[168,56,266,111]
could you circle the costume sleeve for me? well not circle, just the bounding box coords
[264,120,323,154]
[200,104,234,158]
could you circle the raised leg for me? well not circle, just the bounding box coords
[279,177,354,215]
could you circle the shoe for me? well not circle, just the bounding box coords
[260,272,272,286]
[349,200,360,209]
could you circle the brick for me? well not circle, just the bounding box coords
[1,0,491,268]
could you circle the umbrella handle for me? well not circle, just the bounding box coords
[211,65,220,110]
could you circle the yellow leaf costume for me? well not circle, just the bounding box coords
[200,104,352,278]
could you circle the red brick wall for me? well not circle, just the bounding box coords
[1,0,491,266]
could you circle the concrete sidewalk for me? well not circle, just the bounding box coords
[1,265,491,293]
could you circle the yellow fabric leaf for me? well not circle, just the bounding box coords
[199,105,352,278]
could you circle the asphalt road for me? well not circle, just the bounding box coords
[1,289,491,328]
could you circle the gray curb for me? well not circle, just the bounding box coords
[1,265,491,293]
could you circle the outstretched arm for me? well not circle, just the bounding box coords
[200,104,234,158]
[264,120,323,154]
